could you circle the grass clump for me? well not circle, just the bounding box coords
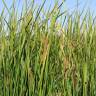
[0,0,96,96]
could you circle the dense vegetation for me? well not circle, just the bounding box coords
[0,0,96,96]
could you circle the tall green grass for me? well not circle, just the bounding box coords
[0,0,96,96]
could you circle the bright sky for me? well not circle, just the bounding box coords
[0,0,96,15]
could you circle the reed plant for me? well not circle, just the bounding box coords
[0,0,96,96]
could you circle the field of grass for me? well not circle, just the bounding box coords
[0,0,96,96]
